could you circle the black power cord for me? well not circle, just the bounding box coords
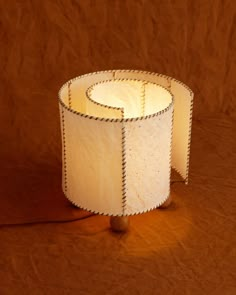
[0,181,183,228]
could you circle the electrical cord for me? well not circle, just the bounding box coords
[0,181,183,228]
[0,214,94,228]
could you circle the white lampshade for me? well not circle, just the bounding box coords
[58,70,193,216]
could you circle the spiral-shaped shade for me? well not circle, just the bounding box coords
[59,70,193,216]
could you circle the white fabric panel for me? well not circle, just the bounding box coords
[171,80,193,180]
[60,72,114,112]
[89,80,142,118]
[124,106,173,215]
[115,70,170,88]
[114,70,193,181]
[63,106,123,215]
[60,84,69,106]
[86,97,123,119]
[145,83,172,115]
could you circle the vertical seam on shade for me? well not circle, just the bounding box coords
[141,81,147,116]
[185,93,194,184]
[68,81,72,108]
[169,105,174,191]
[61,107,68,193]
[121,109,127,215]
[168,77,172,186]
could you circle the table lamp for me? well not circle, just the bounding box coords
[58,70,193,232]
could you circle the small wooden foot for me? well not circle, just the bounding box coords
[159,195,172,209]
[110,216,129,232]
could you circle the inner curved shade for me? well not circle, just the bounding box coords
[87,79,172,119]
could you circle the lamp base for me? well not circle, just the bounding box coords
[159,195,172,209]
[110,216,129,232]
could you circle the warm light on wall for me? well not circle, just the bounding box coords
[58,70,193,232]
